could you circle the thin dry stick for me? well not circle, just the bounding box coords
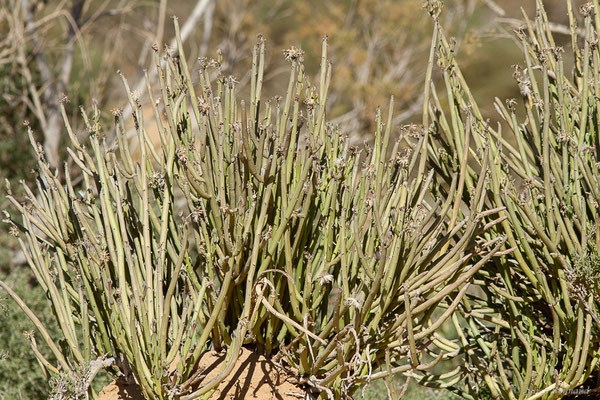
[483,0,585,37]
[20,0,87,169]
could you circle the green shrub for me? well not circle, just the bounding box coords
[0,16,505,399]
[422,0,600,398]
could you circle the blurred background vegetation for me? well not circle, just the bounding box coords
[0,0,588,398]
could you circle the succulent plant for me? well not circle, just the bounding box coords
[421,0,600,398]
[1,15,505,400]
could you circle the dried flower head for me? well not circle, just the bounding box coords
[8,225,19,237]
[423,0,444,18]
[283,46,304,62]
[318,274,334,285]
[198,97,211,115]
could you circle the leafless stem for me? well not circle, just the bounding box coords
[119,0,215,143]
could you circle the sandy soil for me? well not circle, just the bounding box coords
[97,347,308,400]
[97,380,145,400]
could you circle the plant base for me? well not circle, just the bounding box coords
[98,347,308,399]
